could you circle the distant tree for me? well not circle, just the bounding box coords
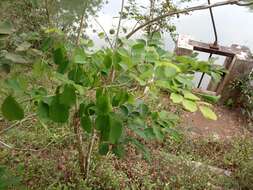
[0,0,104,35]
[47,0,104,37]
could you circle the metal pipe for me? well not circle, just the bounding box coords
[198,0,218,88]
[208,0,218,46]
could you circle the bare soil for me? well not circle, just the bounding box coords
[180,105,249,139]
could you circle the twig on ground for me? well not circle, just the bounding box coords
[0,114,36,135]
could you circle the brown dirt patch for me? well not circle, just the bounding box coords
[180,106,249,139]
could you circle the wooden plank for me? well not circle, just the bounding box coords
[189,40,235,57]
[216,56,237,95]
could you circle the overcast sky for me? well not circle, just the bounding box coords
[87,0,253,51]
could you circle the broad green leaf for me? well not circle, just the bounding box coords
[183,91,200,101]
[57,60,69,74]
[170,93,183,104]
[73,48,86,64]
[79,102,96,117]
[155,64,177,79]
[37,101,49,119]
[155,66,167,79]
[109,114,123,144]
[197,93,220,103]
[95,114,110,141]
[100,117,111,141]
[112,91,129,107]
[119,105,129,118]
[53,72,85,95]
[49,96,69,123]
[68,66,86,84]
[175,75,193,88]
[81,116,92,133]
[182,99,197,112]
[199,106,217,120]
[155,80,173,90]
[165,67,177,78]
[98,143,109,155]
[145,46,159,62]
[118,49,133,70]
[53,47,65,65]
[131,43,145,62]
[112,51,122,66]
[1,96,24,121]
[59,85,76,107]
[103,54,112,69]
[96,94,112,114]
[156,61,181,72]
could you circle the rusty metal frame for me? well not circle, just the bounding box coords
[187,40,237,95]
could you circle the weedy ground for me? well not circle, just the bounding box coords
[0,68,253,190]
[1,114,253,190]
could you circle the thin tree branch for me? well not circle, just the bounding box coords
[93,17,114,49]
[76,2,88,45]
[114,0,125,49]
[126,0,246,39]
[76,13,85,45]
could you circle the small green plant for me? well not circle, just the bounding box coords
[0,166,21,190]
[0,25,224,180]
[230,71,253,122]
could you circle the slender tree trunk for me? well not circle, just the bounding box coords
[72,112,86,177]
[84,128,96,179]
[76,13,85,45]
[147,0,155,36]
[110,0,125,82]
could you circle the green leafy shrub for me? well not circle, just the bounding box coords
[0,30,224,179]
[230,71,253,124]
